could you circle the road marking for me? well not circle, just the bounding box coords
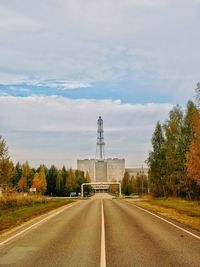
[0,201,79,247]
[125,201,200,240]
[100,199,106,267]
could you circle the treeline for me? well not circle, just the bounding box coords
[0,138,90,196]
[147,99,200,199]
[121,171,148,196]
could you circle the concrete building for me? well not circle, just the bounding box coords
[77,159,95,181]
[77,158,125,182]
[107,158,125,182]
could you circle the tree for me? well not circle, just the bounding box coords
[83,171,92,195]
[10,162,22,187]
[18,176,27,192]
[121,171,130,195]
[177,101,197,199]
[163,105,184,196]
[46,165,57,195]
[135,173,148,195]
[66,168,75,195]
[21,161,34,189]
[32,172,40,191]
[56,170,66,196]
[186,108,200,186]
[0,159,14,185]
[0,136,14,185]
[38,165,47,194]
[32,166,47,194]
[0,136,9,160]
[147,121,167,196]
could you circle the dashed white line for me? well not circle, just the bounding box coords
[0,201,79,247]
[126,201,200,240]
[100,199,106,267]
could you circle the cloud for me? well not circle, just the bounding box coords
[0,72,91,90]
[0,0,199,103]
[0,95,173,168]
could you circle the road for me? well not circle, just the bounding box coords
[0,194,200,267]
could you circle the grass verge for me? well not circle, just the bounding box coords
[126,197,200,232]
[0,195,74,233]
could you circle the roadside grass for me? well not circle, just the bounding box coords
[126,197,200,231]
[0,195,74,233]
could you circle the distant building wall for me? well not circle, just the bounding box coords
[95,161,107,182]
[107,158,125,182]
[77,159,95,181]
[77,158,125,182]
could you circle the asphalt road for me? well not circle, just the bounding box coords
[0,194,200,267]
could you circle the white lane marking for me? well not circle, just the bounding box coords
[100,199,106,267]
[0,201,79,247]
[125,201,200,240]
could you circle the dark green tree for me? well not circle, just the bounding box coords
[10,162,22,187]
[147,121,167,197]
[121,171,130,195]
[46,165,58,195]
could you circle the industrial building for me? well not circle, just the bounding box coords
[77,116,125,182]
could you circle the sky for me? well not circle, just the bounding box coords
[0,0,199,168]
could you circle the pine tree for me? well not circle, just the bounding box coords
[46,165,57,195]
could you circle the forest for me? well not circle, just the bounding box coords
[121,89,200,199]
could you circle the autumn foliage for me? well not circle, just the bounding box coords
[186,109,200,186]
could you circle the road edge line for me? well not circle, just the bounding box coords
[125,201,200,240]
[0,201,80,247]
[100,199,106,267]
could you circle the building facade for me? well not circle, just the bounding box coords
[77,158,125,182]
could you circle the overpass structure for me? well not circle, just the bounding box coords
[81,182,122,197]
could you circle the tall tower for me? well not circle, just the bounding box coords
[96,116,105,160]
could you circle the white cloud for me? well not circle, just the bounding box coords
[0,0,199,102]
[0,72,91,89]
[0,95,172,168]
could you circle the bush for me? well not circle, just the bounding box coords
[0,194,49,209]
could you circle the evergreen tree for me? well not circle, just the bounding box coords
[46,165,57,195]
[11,162,22,187]
[121,171,130,195]
[147,121,167,196]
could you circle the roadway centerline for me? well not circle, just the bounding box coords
[0,201,80,247]
[125,201,200,240]
[100,199,106,267]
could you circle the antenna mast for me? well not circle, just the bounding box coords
[96,116,105,160]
